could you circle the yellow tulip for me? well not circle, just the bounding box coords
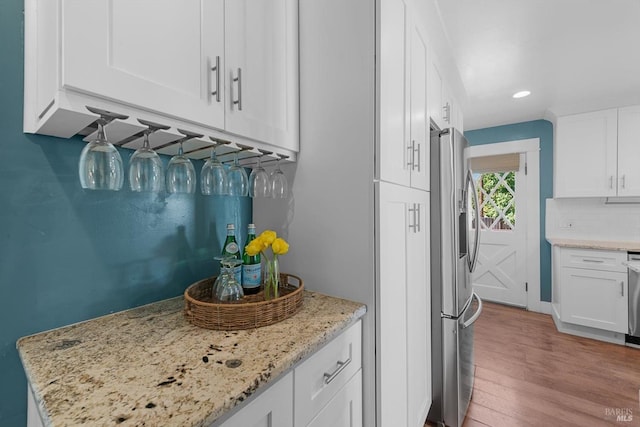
[259,230,277,246]
[245,239,263,256]
[272,237,289,255]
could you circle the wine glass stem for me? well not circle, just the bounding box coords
[143,132,151,149]
[96,122,107,142]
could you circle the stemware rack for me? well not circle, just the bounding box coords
[77,106,295,169]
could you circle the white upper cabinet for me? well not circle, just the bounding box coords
[379,0,411,188]
[24,0,299,155]
[378,0,430,191]
[224,0,299,151]
[64,0,226,129]
[408,21,429,191]
[555,106,640,198]
[555,109,617,197]
[616,105,640,196]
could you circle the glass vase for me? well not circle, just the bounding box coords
[264,258,280,300]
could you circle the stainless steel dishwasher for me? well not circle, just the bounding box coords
[625,252,640,347]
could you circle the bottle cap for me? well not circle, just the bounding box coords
[227,223,235,230]
[248,223,256,229]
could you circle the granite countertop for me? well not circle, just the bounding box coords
[547,237,640,252]
[17,291,366,427]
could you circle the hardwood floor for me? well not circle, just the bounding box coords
[459,302,640,427]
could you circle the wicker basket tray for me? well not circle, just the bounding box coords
[184,273,304,330]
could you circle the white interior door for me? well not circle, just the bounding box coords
[471,154,527,307]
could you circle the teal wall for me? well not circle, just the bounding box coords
[0,1,251,425]
[465,120,553,303]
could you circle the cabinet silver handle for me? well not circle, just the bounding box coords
[407,142,414,168]
[621,174,626,189]
[408,204,419,233]
[582,259,604,263]
[609,176,614,189]
[413,142,421,172]
[621,281,625,297]
[323,357,352,384]
[232,68,242,111]
[211,56,221,102]
[443,102,451,123]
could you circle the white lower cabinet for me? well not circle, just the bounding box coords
[557,248,628,334]
[218,320,363,427]
[306,370,363,427]
[218,372,294,427]
[294,321,362,426]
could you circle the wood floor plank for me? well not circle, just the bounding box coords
[428,301,640,427]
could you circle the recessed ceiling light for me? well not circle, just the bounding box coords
[513,90,531,99]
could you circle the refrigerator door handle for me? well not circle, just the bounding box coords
[466,169,481,273]
[461,292,483,329]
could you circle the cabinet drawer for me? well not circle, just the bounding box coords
[560,248,627,272]
[306,369,363,427]
[294,320,362,427]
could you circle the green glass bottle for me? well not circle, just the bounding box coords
[221,223,242,283]
[242,224,261,295]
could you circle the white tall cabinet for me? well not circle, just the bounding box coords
[254,0,461,425]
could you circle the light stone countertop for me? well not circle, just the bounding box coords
[547,237,640,252]
[17,291,366,427]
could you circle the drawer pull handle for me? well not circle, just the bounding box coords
[582,259,604,263]
[621,280,625,297]
[323,357,352,384]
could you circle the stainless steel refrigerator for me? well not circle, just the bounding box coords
[428,128,483,427]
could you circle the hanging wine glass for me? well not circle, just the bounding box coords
[128,119,170,192]
[270,155,289,198]
[227,152,249,196]
[78,106,129,191]
[166,128,201,194]
[201,140,229,195]
[249,150,272,198]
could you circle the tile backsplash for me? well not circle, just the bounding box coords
[546,198,640,241]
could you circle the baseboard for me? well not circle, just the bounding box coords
[530,301,552,315]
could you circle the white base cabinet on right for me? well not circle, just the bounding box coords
[556,247,628,334]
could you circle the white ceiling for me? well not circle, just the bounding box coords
[435,0,640,131]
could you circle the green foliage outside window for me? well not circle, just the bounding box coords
[478,172,515,228]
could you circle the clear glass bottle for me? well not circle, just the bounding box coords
[242,224,262,295]
[221,224,242,283]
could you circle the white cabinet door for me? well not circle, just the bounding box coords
[378,181,409,427]
[378,182,431,426]
[378,0,411,187]
[378,2,431,190]
[560,267,628,333]
[554,109,618,197]
[224,0,299,151]
[217,372,293,427]
[428,52,445,130]
[408,21,429,191]
[63,0,225,129]
[306,370,363,427]
[617,105,640,196]
[406,191,431,427]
